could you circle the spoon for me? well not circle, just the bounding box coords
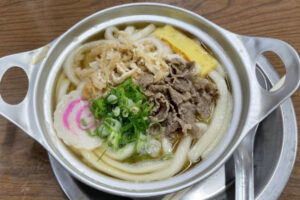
[234,74,285,200]
[234,126,257,200]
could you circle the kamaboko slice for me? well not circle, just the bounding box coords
[54,90,101,150]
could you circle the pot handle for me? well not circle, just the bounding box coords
[240,36,300,122]
[0,46,49,142]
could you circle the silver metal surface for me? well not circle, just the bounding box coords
[48,57,298,199]
[49,156,231,200]
[234,126,258,200]
[254,56,297,200]
[234,66,285,200]
[0,48,47,144]
[233,66,277,200]
[0,3,299,198]
[238,36,300,133]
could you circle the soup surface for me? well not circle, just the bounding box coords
[53,24,232,182]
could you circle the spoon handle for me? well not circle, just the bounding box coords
[234,126,257,200]
[234,75,285,200]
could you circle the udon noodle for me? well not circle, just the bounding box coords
[53,24,232,182]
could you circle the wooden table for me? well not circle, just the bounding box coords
[0,0,299,199]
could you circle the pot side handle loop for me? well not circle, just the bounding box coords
[241,36,300,120]
[0,51,34,137]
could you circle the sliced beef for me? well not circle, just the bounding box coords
[178,102,196,123]
[196,97,212,119]
[166,76,190,93]
[138,72,154,88]
[178,102,200,136]
[168,86,185,105]
[205,83,219,98]
[142,56,219,139]
[168,59,195,78]
[148,122,161,135]
[186,61,195,71]
[167,57,186,72]
[165,110,181,134]
[193,77,219,98]
[148,84,168,94]
[150,93,169,122]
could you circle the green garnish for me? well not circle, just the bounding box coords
[90,78,154,151]
[97,149,107,161]
[80,118,95,137]
[80,118,87,127]
[161,153,173,160]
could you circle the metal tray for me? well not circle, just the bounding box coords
[48,56,297,200]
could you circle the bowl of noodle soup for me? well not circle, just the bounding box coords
[0,3,299,198]
[54,22,232,182]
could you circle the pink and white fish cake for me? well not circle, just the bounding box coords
[54,90,101,150]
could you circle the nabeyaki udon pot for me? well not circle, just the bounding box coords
[0,3,299,198]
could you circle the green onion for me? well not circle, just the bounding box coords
[89,78,154,152]
[97,149,107,161]
[80,118,95,137]
[112,107,120,116]
[107,94,118,104]
[80,118,87,127]
[161,153,173,160]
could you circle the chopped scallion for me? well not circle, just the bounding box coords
[89,78,153,151]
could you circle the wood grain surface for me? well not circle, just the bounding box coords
[0,0,299,199]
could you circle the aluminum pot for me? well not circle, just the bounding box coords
[0,3,299,198]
